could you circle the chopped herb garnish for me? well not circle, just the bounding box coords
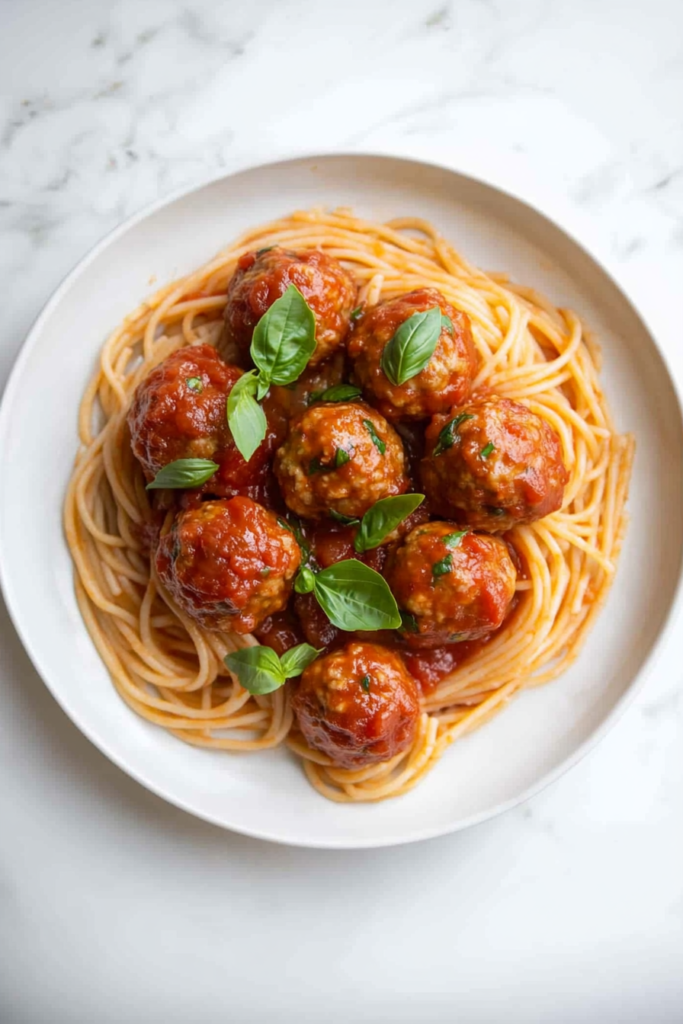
[335,447,351,468]
[488,506,506,517]
[360,674,371,692]
[432,554,453,577]
[444,530,468,549]
[350,306,364,322]
[255,246,275,256]
[277,517,293,532]
[449,632,465,642]
[329,510,360,525]
[480,442,496,459]
[308,457,325,475]
[433,413,475,456]
[363,419,386,455]
[186,376,203,393]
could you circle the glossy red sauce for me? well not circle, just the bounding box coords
[402,640,484,694]
[306,520,386,573]
[254,608,305,656]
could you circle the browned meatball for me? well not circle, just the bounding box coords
[292,642,420,768]
[274,402,409,520]
[155,497,301,634]
[421,396,568,532]
[386,522,517,648]
[348,288,477,421]
[127,344,289,504]
[128,344,240,478]
[219,247,358,367]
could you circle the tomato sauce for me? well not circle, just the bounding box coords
[254,609,305,656]
[402,640,484,695]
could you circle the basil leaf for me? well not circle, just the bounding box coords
[225,646,285,695]
[354,494,425,553]
[335,447,351,469]
[432,412,475,456]
[363,419,386,455]
[444,530,468,549]
[350,306,364,322]
[480,442,495,458]
[185,376,203,393]
[432,554,453,577]
[280,643,321,678]
[399,610,419,634]
[441,314,453,334]
[250,284,316,388]
[360,674,371,692]
[146,458,218,490]
[380,306,442,386]
[227,370,267,462]
[295,566,316,594]
[312,559,401,631]
[312,383,362,403]
[308,457,325,475]
[329,510,360,525]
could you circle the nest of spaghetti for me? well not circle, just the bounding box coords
[65,208,634,803]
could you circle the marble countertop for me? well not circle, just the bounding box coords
[1,1,682,1021]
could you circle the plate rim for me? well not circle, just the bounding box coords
[1,150,683,849]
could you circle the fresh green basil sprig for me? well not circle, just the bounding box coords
[353,494,424,553]
[227,284,316,461]
[225,642,320,695]
[380,306,450,387]
[226,370,268,463]
[146,458,219,490]
[294,559,401,631]
[309,383,362,404]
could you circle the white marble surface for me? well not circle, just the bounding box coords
[1,1,682,1021]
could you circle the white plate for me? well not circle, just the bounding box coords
[1,153,682,849]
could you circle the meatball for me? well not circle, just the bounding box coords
[292,642,420,768]
[219,247,358,367]
[386,522,517,648]
[421,396,568,531]
[128,343,240,479]
[348,288,477,421]
[128,343,285,504]
[274,402,409,520]
[155,497,301,634]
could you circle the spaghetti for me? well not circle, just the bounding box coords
[64,208,634,802]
